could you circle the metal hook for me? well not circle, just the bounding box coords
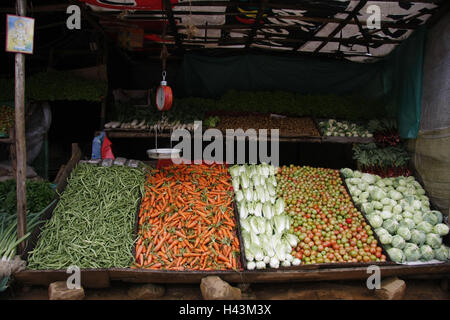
[162,71,166,81]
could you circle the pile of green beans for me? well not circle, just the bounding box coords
[27,164,146,269]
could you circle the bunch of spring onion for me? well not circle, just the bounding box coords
[1,208,44,292]
[229,164,300,270]
[0,210,44,262]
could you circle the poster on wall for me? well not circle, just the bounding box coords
[5,14,35,54]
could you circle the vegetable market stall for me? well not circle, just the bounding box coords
[101,93,393,145]
[12,160,450,288]
[5,0,450,291]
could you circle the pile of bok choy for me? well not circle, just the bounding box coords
[229,164,300,270]
[319,119,372,138]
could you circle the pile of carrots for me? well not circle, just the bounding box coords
[133,164,241,271]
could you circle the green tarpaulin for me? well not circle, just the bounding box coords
[177,27,426,139]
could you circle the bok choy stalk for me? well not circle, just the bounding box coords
[230,164,300,269]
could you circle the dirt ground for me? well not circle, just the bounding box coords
[3,279,450,300]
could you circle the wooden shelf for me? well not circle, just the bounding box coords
[322,136,374,144]
[104,129,370,144]
[15,149,450,288]
[14,262,450,287]
[0,127,15,144]
[104,129,322,143]
[0,137,14,144]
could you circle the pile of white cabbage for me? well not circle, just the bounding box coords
[341,168,450,263]
[319,119,373,138]
[229,164,300,270]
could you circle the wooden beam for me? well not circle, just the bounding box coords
[0,0,429,15]
[359,0,441,3]
[291,19,329,52]
[245,0,268,49]
[172,1,442,8]
[114,12,418,30]
[73,1,134,63]
[270,16,419,30]
[314,0,369,53]
[173,1,347,12]
[180,34,401,45]
[353,16,371,54]
[0,4,68,13]
[426,1,450,27]
[173,21,418,32]
[56,144,82,194]
[111,13,419,31]
[15,0,27,255]
[163,0,184,52]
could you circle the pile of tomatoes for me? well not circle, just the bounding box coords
[276,165,386,264]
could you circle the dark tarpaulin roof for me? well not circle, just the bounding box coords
[79,0,446,62]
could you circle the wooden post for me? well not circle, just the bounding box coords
[15,0,27,254]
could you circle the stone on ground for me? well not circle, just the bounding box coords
[200,276,242,300]
[48,281,85,300]
[374,277,406,300]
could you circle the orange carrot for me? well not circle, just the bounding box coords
[134,164,241,271]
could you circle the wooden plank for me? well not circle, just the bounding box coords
[245,0,268,49]
[14,0,27,254]
[170,1,441,8]
[53,165,66,186]
[321,136,374,144]
[178,35,402,46]
[353,15,371,54]
[15,269,111,288]
[104,129,322,143]
[314,0,369,53]
[0,4,68,13]
[13,151,450,287]
[0,138,14,144]
[56,143,82,194]
[14,263,450,287]
[163,0,184,52]
[120,12,419,30]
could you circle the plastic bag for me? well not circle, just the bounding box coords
[101,134,115,160]
[91,132,105,160]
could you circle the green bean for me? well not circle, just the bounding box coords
[27,163,146,269]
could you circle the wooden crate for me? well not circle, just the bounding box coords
[14,158,450,288]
